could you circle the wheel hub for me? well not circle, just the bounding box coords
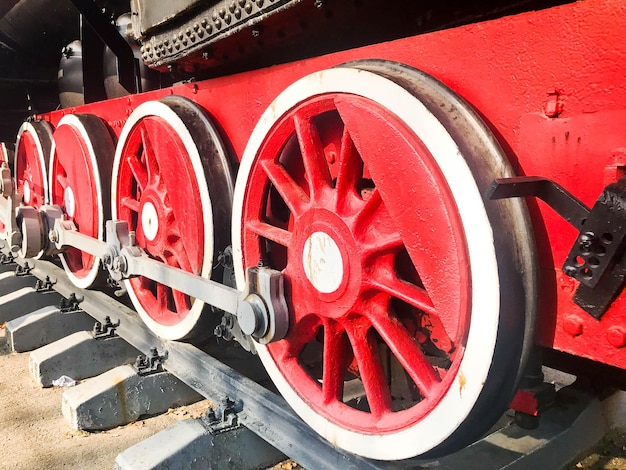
[302,231,343,294]
[23,180,31,204]
[140,200,159,242]
[136,186,173,256]
[63,186,75,218]
[289,208,361,316]
[112,97,234,340]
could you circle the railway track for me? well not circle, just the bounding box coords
[0,250,392,468]
[0,247,624,469]
[1,0,626,465]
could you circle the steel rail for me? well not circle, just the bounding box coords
[12,256,403,470]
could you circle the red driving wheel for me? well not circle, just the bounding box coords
[0,142,11,237]
[13,121,53,256]
[232,62,536,460]
[49,114,115,288]
[112,96,233,340]
[14,121,52,209]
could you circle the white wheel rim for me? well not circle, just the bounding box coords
[15,121,53,259]
[23,180,31,205]
[111,100,215,340]
[232,67,500,460]
[15,121,52,205]
[50,114,106,289]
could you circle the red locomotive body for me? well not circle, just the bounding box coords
[1,0,625,462]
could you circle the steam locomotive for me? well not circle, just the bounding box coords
[0,0,624,461]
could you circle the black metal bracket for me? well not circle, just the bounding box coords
[58,293,84,313]
[133,347,167,376]
[15,263,32,277]
[487,177,590,229]
[489,176,626,319]
[92,315,120,339]
[203,397,243,431]
[0,252,14,265]
[35,276,56,293]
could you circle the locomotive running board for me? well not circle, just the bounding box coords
[4,254,625,469]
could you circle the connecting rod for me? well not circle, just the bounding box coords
[12,202,288,345]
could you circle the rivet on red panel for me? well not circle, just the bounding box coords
[563,315,583,337]
[607,326,626,348]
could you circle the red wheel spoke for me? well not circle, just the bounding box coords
[368,262,437,317]
[369,307,441,398]
[370,255,456,339]
[335,126,362,213]
[353,188,382,233]
[121,197,141,213]
[125,153,148,191]
[293,113,332,199]
[260,159,309,216]
[363,233,404,258]
[81,250,91,270]
[172,288,189,313]
[246,220,293,247]
[367,254,456,348]
[346,324,392,418]
[140,127,160,181]
[135,225,147,247]
[156,282,168,310]
[353,188,407,253]
[322,321,347,404]
[169,237,193,273]
[273,317,321,362]
[56,173,69,190]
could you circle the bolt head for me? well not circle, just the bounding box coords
[48,230,59,244]
[563,265,577,277]
[607,327,626,348]
[113,255,127,274]
[563,315,583,337]
[237,294,268,337]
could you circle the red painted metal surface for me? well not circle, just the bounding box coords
[50,120,100,279]
[239,94,467,432]
[0,144,10,235]
[510,383,556,417]
[15,124,49,208]
[36,0,626,369]
[115,112,204,325]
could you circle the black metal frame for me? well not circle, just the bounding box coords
[69,0,140,98]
